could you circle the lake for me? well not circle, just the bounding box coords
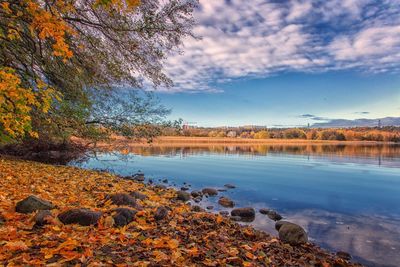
[70,143,400,267]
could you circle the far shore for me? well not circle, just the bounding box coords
[88,136,396,148]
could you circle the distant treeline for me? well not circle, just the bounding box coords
[161,126,400,142]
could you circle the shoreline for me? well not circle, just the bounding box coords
[0,156,361,266]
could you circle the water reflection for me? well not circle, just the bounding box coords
[102,143,400,168]
[72,143,400,267]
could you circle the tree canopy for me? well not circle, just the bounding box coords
[0,0,197,142]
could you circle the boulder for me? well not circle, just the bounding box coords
[58,209,102,226]
[15,196,54,214]
[108,193,140,209]
[231,207,255,218]
[34,210,52,227]
[267,210,282,221]
[218,197,235,208]
[154,206,168,221]
[129,191,148,200]
[202,188,218,196]
[191,190,202,198]
[259,208,269,215]
[113,208,137,227]
[176,191,191,201]
[224,184,236,189]
[230,216,242,221]
[276,221,308,245]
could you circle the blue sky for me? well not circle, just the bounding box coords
[154,0,400,127]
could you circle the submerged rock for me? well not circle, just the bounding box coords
[202,188,218,196]
[15,195,54,214]
[181,186,189,191]
[276,221,308,245]
[113,208,136,227]
[154,206,168,221]
[132,172,145,182]
[218,197,235,208]
[176,191,191,201]
[206,206,214,210]
[231,207,255,218]
[162,179,168,183]
[224,184,236,189]
[58,209,102,226]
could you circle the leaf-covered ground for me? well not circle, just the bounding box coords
[0,157,362,266]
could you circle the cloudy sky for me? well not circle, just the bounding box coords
[156,0,400,127]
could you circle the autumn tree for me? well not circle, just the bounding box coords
[0,0,197,143]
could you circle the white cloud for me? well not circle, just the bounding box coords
[159,0,400,92]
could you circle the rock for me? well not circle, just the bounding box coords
[267,210,282,221]
[34,210,52,227]
[154,184,167,190]
[219,211,229,216]
[181,186,189,191]
[259,208,270,215]
[202,188,218,196]
[217,189,227,192]
[176,191,191,201]
[129,191,148,200]
[193,197,202,203]
[162,179,168,183]
[206,206,214,210]
[113,208,136,227]
[231,207,255,218]
[230,216,242,221]
[218,197,235,208]
[15,195,54,214]
[224,184,236,189]
[336,251,351,260]
[277,221,308,245]
[132,172,145,182]
[108,193,140,208]
[148,179,153,184]
[191,205,204,212]
[191,190,202,198]
[58,209,102,226]
[154,206,168,221]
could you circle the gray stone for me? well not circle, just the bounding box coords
[231,207,255,218]
[202,188,218,196]
[176,190,191,201]
[259,208,270,215]
[34,210,52,226]
[219,211,229,216]
[191,190,202,198]
[129,191,148,200]
[277,221,308,245]
[58,209,102,226]
[15,195,54,214]
[154,206,168,221]
[267,210,282,221]
[218,197,235,208]
[108,193,141,209]
[336,251,351,260]
[113,208,136,227]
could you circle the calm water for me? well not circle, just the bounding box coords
[70,144,400,267]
